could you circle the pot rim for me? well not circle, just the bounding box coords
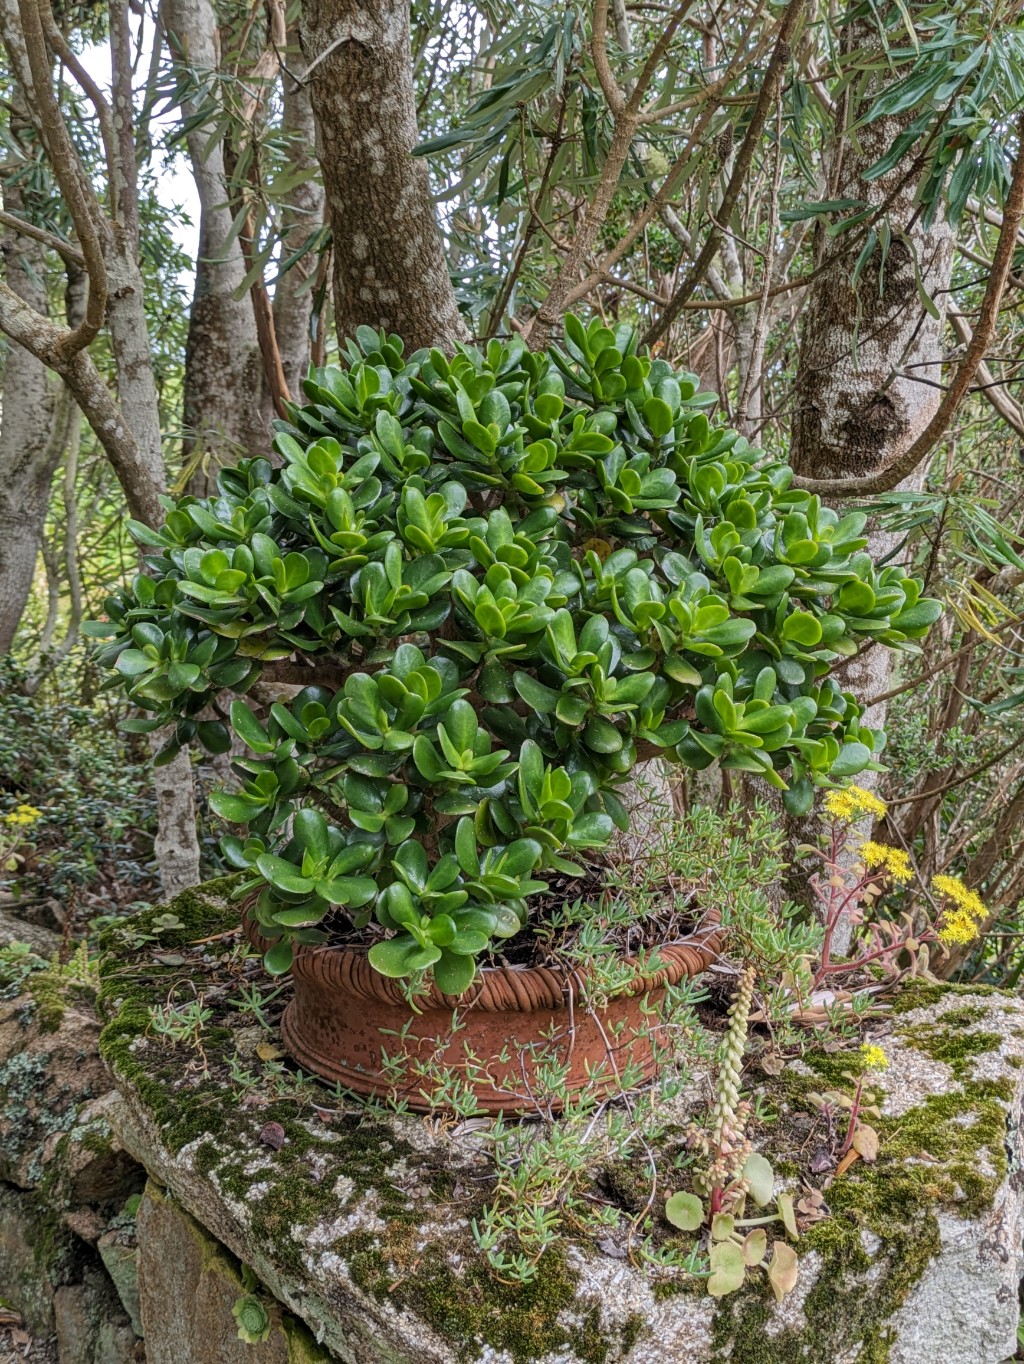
[244,904,723,1014]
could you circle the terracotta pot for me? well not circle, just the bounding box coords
[244,909,722,1115]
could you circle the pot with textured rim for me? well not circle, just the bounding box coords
[244,908,722,1114]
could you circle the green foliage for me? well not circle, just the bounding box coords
[0,658,162,904]
[89,318,939,992]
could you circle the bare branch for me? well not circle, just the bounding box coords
[947,310,1024,440]
[0,279,163,526]
[644,0,806,346]
[39,5,119,212]
[13,0,108,356]
[0,207,85,268]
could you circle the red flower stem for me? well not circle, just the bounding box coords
[813,930,938,984]
[838,1078,863,1159]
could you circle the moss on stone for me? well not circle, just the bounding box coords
[710,1005,1017,1363]
[903,1027,1001,1078]
[281,1313,335,1364]
[888,979,1002,1015]
[97,876,244,1155]
[100,889,1023,1364]
[344,1232,623,1364]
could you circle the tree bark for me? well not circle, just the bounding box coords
[790,102,953,730]
[0,82,64,651]
[106,236,204,900]
[299,0,466,351]
[273,38,326,395]
[789,21,954,948]
[162,0,267,492]
[0,162,58,653]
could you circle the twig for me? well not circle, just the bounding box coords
[644,0,806,346]
[0,208,85,269]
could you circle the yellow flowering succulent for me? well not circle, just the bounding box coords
[823,785,888,822]
[932,874,988,947]
[860,1044,888,1072]
[2,803,43,828]
[859,842,913,884]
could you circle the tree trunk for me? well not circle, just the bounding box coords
[790,102,953,726]
[0,98,59,654]
[273,39,326,394]
[106,239,204,898]
[789,22,954,947]
[163,0,267,492]
[299,0,466,351]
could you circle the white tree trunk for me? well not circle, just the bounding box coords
[0,96,59,653]
[163,0,267,489]
[106,245,203,898]
[790,30,955,948]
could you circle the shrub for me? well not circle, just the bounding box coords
[86,317,940,991]
[0,656,160,905]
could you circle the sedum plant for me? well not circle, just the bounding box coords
[87,317,939,993]
[665,969,799,1300]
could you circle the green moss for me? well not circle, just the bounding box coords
[208,1108,420,1280]
[902,1027,1001,1081]
[146,1183,334,1360]
[97,877,244,1155]
[345,1233,622,1364]
[281,1313,335,1364]
[100,891,1021,1364]
[888,979,1001,1015]
[713,1015,1016,1363]
[0,942,97,1034]
[929,1005,987,1027]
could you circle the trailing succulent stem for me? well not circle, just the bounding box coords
[665,969,799,1300]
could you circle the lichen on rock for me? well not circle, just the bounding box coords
[98,884,1024,1364]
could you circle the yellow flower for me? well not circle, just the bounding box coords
[860,1044,888,1072]
[823,784,888,822]
[2,803,42,828]
[937,912,981,946]
[860,842,913,884]
[932,874,986,921]
[932,874,987,947]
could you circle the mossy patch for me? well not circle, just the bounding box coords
[100,887,1023,1364]
[99,881,634,1361]
[712,1010,1018,1363]
[888,979,1002,1015]
[344,1231,631,1364]
[0,942,97,1034]
[902,1025,1001,1081]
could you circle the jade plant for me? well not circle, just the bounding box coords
[87,316,939,993]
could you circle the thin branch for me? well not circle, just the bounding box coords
[546,2,777,321]
[39,5,118,214]
[0,207,85,268]
[107,0,139,236]
[947,310,1024,439]
[14,0,108,356]
[734,92,783,428]
[885,736,1023,806]
[523,0,695,346]
[644,0,806,346]
[0,277,162,526]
